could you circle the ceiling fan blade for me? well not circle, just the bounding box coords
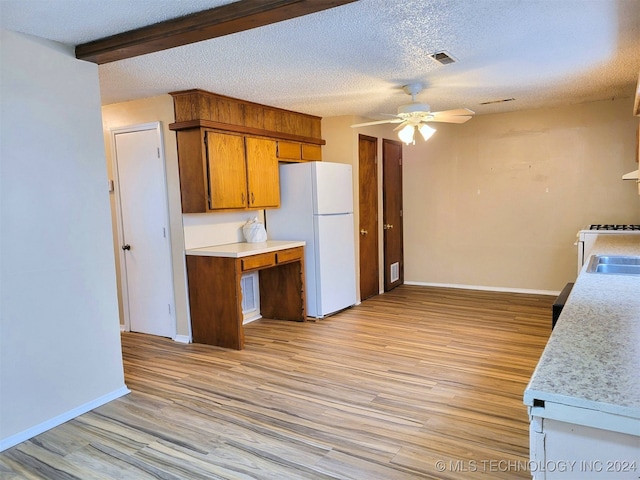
[350,118,403,128]
[392,121,410,131]
[425,115,473,124]
[431,108,475,117]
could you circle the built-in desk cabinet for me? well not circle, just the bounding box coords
[186,244,306,350]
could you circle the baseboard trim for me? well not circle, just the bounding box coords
[242,314,262,326]
[403,281,560,297]
[173,334,191,344]
[0,385,130,452]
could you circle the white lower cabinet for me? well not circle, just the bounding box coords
[529,416,639,479]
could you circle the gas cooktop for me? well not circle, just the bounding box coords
[588,224,640,231]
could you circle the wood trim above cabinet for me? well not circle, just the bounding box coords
[169,119,325,146]
[169,89,325,145]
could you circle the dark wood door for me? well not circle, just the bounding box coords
[382,139,403,292]
[358,135,379,301]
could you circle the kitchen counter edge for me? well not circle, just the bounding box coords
[523,234,640,431]
[186,240,305,258]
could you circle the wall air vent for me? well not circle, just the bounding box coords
[479,98,516,105]
[429,51,456,65]
[390,262,400,283]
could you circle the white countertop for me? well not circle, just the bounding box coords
[524,234,640,429]
[185,240,305,258]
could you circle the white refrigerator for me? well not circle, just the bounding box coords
[266,161,357,318]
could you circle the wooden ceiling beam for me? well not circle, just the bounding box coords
[76,0,358,65]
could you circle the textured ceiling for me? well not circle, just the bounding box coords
[2,0,639,121]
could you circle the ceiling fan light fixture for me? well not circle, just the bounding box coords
[418,124,436,141]
[398,124,415,145]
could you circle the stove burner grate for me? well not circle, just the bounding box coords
[589,224,640,231]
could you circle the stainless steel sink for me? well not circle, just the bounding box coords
[594,256,640,266]
[586,255,640,276]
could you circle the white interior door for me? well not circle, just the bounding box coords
[114,125,175,338]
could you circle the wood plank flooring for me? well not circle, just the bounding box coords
[0,285,553,479]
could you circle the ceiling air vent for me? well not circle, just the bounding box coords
[429,51,456,65]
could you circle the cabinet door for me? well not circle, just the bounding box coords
[245,137,280,208]
[301,143,322,161]
[276,141,301,161]
[205,131,247,209]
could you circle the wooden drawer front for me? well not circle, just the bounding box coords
[277,141,301,160]
[276,247,303,264]
[301,144,322,161]
[241,252,275,271]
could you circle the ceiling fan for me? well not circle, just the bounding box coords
[351,83,474,144]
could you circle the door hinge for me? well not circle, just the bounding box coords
[163,227,167,238]
[399,158,402,166]
[157,147,160,158]
[168,303,172,315]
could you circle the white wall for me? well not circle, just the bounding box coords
[0,30,128,450]
[182,211,264,250]
[324,98,640,294]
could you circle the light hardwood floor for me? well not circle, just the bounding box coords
[0,285,553,479]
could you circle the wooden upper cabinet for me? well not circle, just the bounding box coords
[301,143,322,161]
[245,137,280,208]
[204,132,280,211]
[170,89,325,212]
[276,141,301,161]
[206,131,247,210]
[177,129,279,213]
[276,140,322,162]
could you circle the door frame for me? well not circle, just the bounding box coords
[110,122,176,335]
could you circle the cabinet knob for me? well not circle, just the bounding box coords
[122,244,131,251]
[383,224,394,230]
[360,229,368,235]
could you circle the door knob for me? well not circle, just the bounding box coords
[122,244,131,251]
[360,229,368,235]
[383,224,394,230]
